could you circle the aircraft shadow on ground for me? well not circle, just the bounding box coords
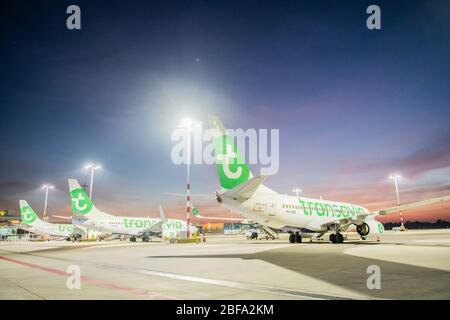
[146,245,450,299]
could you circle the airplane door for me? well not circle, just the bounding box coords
[268,198,277,217]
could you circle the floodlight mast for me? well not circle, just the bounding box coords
[85,163,102,199]
[41,184,54,220]
[178,118,201,238]
[389,174,405,230]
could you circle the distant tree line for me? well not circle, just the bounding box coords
[384,219,450,230]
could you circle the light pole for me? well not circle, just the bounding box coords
[292,187,302,198]
[178,118,201,238]
[85,163,101,199]
[41,184,54,220]
[389,174,405,230]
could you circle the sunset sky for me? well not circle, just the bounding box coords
[1,0,449,223]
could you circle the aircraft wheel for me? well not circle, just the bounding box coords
[130,236,137,242]
[295,233,302,243]
[337,233,344,243]
[142,236,149,242]
[289,233,296,243]
[329,234,337,243]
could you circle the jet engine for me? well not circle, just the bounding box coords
[356,220,384,236]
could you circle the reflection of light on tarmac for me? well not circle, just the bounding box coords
[343,245,450,272]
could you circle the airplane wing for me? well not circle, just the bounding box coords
[319,194,450,231]
[139,206,168,236]
[374,194,450,216]
[52,215,72,220]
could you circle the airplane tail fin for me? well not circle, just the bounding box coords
[19,200,41,225]
[190,203,202,218]
[68,178,111,218]
[208,115,253,190]
[159,205,168,223]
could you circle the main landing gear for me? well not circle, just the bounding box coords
[289,232,302,243]
[329,232,344,244]
[142,236,149,242]
[130,236,137,242]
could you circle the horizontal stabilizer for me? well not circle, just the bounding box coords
[190,202,251,222]
[223,175,267,200]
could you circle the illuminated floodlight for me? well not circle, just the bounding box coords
[178,117,201,130]
[85,162,102,198]
[41,183,54,218]
[292,188,302,197]
[85,163,101,170]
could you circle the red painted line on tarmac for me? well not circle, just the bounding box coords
[0,255,175,300]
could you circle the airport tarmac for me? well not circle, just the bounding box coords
[0,229,449,300]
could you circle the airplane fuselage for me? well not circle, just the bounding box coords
[76,215,196,238]
[221,192,371,232]
[22,220,75,238]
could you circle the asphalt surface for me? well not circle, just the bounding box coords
[0,229,449,300]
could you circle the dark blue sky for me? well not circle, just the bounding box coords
[1,0,449,221]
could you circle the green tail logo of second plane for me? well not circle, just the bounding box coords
[20,205,38,224]
[192,207,200,217]
[70,188,93,215]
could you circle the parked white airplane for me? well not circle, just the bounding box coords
[208,115,450,243]
[19,200,77,240]
[67,179,197,242]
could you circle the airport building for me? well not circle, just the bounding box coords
[0,209,22,240]
[0,209,21,226]
[200,222,247,235]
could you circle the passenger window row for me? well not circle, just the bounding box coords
[282,204,303,210]
[282,203,348,215]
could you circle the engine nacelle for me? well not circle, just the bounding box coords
[356,220,384,236]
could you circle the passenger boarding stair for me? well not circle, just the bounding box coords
[262,225,279,239]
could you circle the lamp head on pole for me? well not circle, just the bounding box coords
[292,187,302,196]
[85,163,102,170]
[178,118,202,130]
[41,184,54,190]
[389,174,402,181]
